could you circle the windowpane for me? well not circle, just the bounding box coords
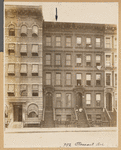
[77,37,81,44]
[106,55,111,67]
[66,55,71,65]
[32,65,38,73]
[86,94,91,105]
[66,37,71,47]
[21,45,27,53]
[96,55,101,62]
[66,74,71,85]
[32,45,38,53]
[66,94,71,107]
[105,37,111,48]
[56,73,61,85]
[56,93,61,107]
[46,37,51,46]
[8,64,14,74]
[56,54,61,65]
[106,73,111,85]
[86,55,91,62]
[56,37,61,46]
[96,38,101,47]
[46,73,51,85]
[86,38,91,44]
[20,65,27,73]
[86,74,91,80]
[46,54,51,65]
[96,94,101,101]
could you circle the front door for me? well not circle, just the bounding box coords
[46,92,52,110]
[14,105,22,122]
[106,93,112,111]
[76,93,83,109]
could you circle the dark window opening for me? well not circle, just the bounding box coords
[8,93,14,96]
[20,73,27,76]
[77,80,81,86]
[87,81,91,86]
[86,62,91,66]
[32,53,38,56]
[32,73,38,76]
[96,80,101,86]
[21,53,27,56]
[32,92,38,96]
[9,29,15,36]
[87,114,92,120]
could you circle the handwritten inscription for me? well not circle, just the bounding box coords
[63,142,104,147]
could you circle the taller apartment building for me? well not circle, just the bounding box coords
[5,5,117,128]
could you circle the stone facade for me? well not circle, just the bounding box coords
[5,5,117,128]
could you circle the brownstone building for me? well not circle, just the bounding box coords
[5,5,117,128]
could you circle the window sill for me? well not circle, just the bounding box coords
[64,85,73,87]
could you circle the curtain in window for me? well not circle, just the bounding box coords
[32,65,38,73]
[77,37,81,44]
[8,84,14,92]
[66,94,71,107]
[32,26,38,35]
[96,94,101,101]
[20,45,27,53]
[96,55,101,62]
[86,55,91,62]
[86,74,91,80]
[96,74,101,80]
[76,74,81,79]
[20,65,27,73]
[8,64,14,73]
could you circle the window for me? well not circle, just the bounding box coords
[86,94,91,106]
[96,74,101,86]
[55,54,61,65]
[105,54,112,67]
[114,73,117,86]
[56,115,61,121]
[66,93,72,107]
[20,44,27,56]
[20,64,27,76]
[56,37,61,47]
[32,65,38,76]
[96,94,101,106]
[56,94,61,107]
[21,25,27,36]
[76,54,81,66]
[28,104,38,118]
[32,25,38,36]
[86,38,92,47]
[96,114,101,120]
[56,73,61,85]
[76,37,81,45]
[87,114,92,120]
[66,37,71,47]
[66,54,71,66]
[76,74,81,86]
[20,84,27,96]
[114,36,117,49]
[32,45,38,56]
[66,73,71,85]
[105,36,112,48]
[46,54,51,65]
[8,84,15,96]
[9,24,15,36]
[46,73,51,85]
[46,36,51,46]
[8,64,15,75]
[96,38,101,47]
[115,93,117,101]
[114,54,117,67]
[8,44,15,55]
[86,55,91,66]
[96,55,101,66]
[106,73,111,86]
[86,74,91,86]
[66,115,71,121]
[32,85,38,96]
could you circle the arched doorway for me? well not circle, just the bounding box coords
[76,93,83,109]
[46,92,53,110]
[106,93,112,111]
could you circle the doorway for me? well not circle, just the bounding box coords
[14,105,22,122]
[46,92,52,110]
[76,93,83,109]
[106,93,112,111]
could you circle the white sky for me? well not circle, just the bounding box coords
[5,2,118,24]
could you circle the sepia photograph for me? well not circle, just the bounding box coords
[4,2,118,148]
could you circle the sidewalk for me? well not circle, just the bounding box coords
[5,127,117,133]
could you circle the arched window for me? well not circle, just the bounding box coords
[32,25,38,36]
[9,24,15,36]
[27,104,39,118]
[21,25,27,36]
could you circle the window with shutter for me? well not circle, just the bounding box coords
[32,45,38,56]
[20,45,27,56]
[32,26,38,36]
[32,65,38,76]
[21,25,27,36]
[8,64,15,75]
[8,84,15,96]
[20,64,27,76]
